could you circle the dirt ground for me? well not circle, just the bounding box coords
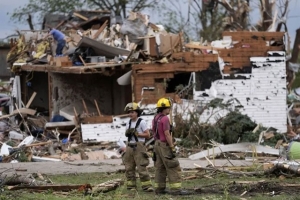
[0,158,253,176]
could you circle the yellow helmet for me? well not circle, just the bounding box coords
[156,98,172,108]
[124,102,140,112]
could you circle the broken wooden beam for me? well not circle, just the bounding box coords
[14,140,52,148]
[26,92,37,108]
[92,179,124,193]
[11,108,36,116]
[79,55,87,66]
[82,99,89,114]
[92,20,108,39]
[73,12,88,21]
[94,99,102,116]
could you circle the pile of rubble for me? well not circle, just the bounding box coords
[7,10,181,69]
[0,94,124,163]
[0,9,296,167]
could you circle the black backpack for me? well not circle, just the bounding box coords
[127,118,143,142]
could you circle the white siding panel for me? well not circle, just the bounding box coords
[81,115,155,143]
[193,52,287,132]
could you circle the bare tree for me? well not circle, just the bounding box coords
[157,0,291,41]
[87,0,158,18]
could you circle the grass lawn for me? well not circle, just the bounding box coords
[1,165,300,200]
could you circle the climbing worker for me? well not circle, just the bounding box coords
[123,102,154,192]
[152,97,189,195]
[44,28,66,56]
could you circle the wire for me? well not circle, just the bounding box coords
[26,71,34,82]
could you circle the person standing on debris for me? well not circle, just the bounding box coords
[123,102,154,192]
[152,98,189,195]
[44,28,66,56]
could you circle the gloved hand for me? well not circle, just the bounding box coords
[125,129,132,137]
[134,131,139,137]
[170,146,176,157]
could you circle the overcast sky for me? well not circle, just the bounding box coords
[0,0,300,43]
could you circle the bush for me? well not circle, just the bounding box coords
[173,98,284,148]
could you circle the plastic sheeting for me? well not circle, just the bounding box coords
[120,18,148,45]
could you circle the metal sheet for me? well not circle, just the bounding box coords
[77,37,130,58]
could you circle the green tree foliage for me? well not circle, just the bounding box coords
[86,0,158,18]
[174,98,284,148]
[8,0,85,29]
[8,0,158,30]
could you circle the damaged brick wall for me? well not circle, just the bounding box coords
[193,51,287,132]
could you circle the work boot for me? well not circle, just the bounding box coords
[170,189,191,195]
[127,186,137,191]
[143,186,154,192]
[155,188,169,195]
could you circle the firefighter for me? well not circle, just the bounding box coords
[152,98,189,195]
[123,102,154,192]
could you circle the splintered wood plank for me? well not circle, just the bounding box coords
[94,99,102,116]
[92,20,108,39]
[12,108,36,116]
[82,99,89,114]
[73,12,88,21]
[79,55,87,66]
[25,92,36,108]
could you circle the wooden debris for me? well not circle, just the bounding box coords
[194,164,263,177]
[8,184,89,191]
[73,12,88,21]
[14,140,52,148]
[79,55,87,66]
[92,179,124,193]
[1,174,48,186]
[92,20,108,39]
[82,99,89,114]
[94,99,102,116]
[11,108,36,116]
[183,175,198,180]
[264,162,300,175]
[25,92,37,108]
[37,173,45,180]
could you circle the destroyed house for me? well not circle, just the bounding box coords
[7,11,287,142]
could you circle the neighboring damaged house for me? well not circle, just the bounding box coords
[6,10,287,142]
[0,37,15,79]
